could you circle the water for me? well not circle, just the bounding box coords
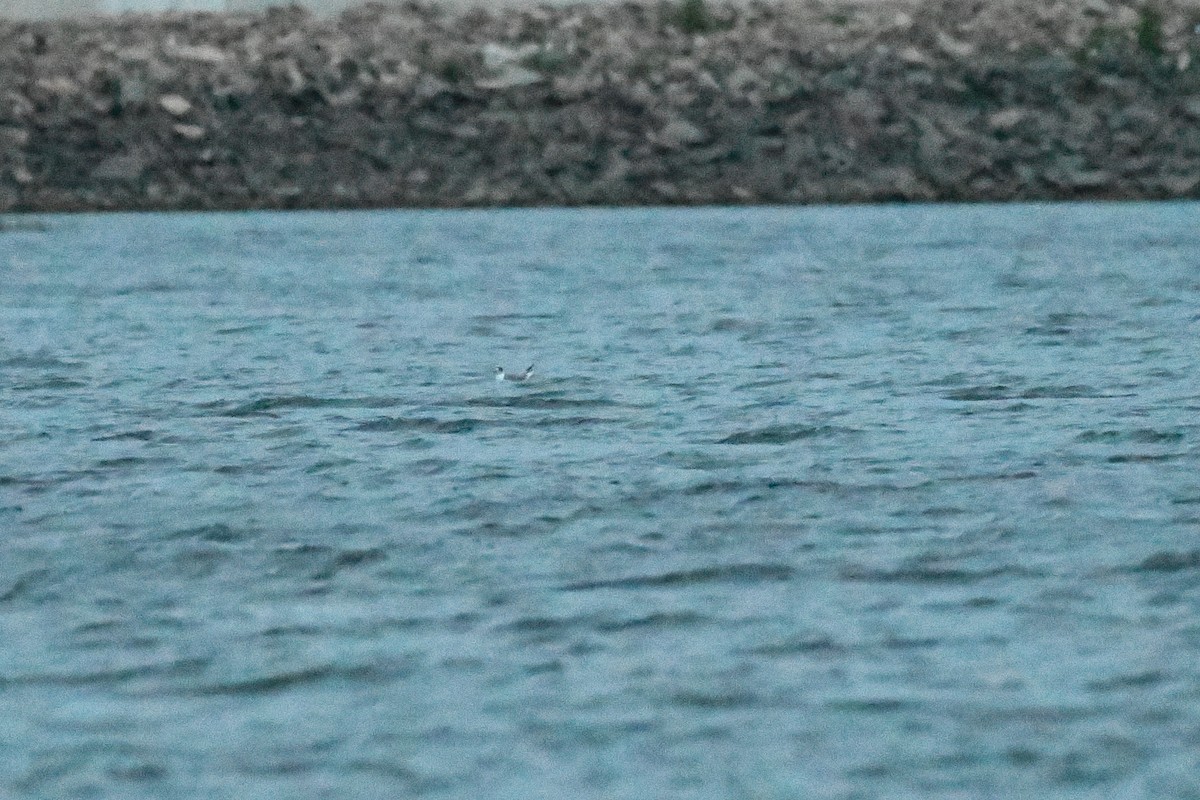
[2,202,1198,799]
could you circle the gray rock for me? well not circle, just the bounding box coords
[172,123,206,141]
[0,126,30,148]
[158,94,193,116]
[476,65,543,90]
[91,153,147,182]
[988,108,1028,132]
[656,118,708,149]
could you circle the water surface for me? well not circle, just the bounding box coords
[2,202,1199,798]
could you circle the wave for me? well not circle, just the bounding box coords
[562,563,794,591]
[718,424,855,445]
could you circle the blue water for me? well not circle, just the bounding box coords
[2,202,1199,799]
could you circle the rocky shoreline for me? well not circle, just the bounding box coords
[3,0,1200,212]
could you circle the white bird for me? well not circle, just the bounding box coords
[495,365,534,382]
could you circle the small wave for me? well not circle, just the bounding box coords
[1126,549,1200,573]
[744,634,843,656]
[1107,453,1184,464]
[92,429,157,442]
[562,563,794,591]
[944,384,1012,401]
[0,656,210,688]
[169,523,255,543]
[0,217,49,233]
[268,543,387,581]
[718,424,849,445]
[593,611,708,632]
[1019,385,1105,399]
[354,416,484,434]
[12,377,89,391]
[459,394,623,410]
[193,661,407,696]
[0,353,81,369]
[93,456,164,470]
[829,697,913,713]
[1086,670,1166,692]
[670,689,760,709]
[211,395,400,417]
[946,384,1125,401]
[840,562,1033,584]
[0,568,52,604]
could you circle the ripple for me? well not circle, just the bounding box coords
[92,429,157,442]
[562,563,794,591]
[193,661,409,696]
[209,395,400,417]
[1125,549,1200,573]
[840,562,1036,584]
[459,394,624,410]
[593,611,709,632]
[354,416,485,434]
[717,424,853,445]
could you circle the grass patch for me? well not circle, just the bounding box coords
[675,0,718,34]
[1135,4,1164,57]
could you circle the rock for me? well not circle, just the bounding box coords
[118,76,148,105]
[476,65,543,90]
[91,153,147,182]
[936,32,976,59]
[1047,156,1113,190]
[158,94,193,116]
[481,42,539,71]
[450,124,482,139]
[165,41,226,64]
[897,47,932,67]
[840,89,886,127]
[414,75,452,101]
[0,126,30,148]
[988,108,1028,132]
[656,118,708,149]
[1159,174,1200,194]
[172,123,206,141]
[726,65,762,93]
[35,76,80,96]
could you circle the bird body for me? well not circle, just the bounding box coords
[495,365,534,382]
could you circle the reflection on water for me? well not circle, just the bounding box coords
[1,202,1198,798]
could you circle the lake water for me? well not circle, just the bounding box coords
[2,202,1199,799]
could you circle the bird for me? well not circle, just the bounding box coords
[495,365,534,382]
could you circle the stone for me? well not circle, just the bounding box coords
[414,75,452,101]
[476,65,543,90]
[35,76,79,96]
[158,94,193,116]
[481,42,539,71]
[897,47,932,66]
[656,118,708,149]
[166,41,226,64]
[0,126,30,148]
[988,108,1028,132]
[172,123,207,141]
[935,32,976,60]
[726,65,762,93]
[91,153,147,182]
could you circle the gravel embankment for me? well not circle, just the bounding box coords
[2,0,1200,211]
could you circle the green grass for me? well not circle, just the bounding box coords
[676,0,715,34]
[1135,4,1164,57]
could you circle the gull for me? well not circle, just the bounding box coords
[495,365,534,382]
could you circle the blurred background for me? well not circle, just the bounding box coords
[6,0,653,19]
